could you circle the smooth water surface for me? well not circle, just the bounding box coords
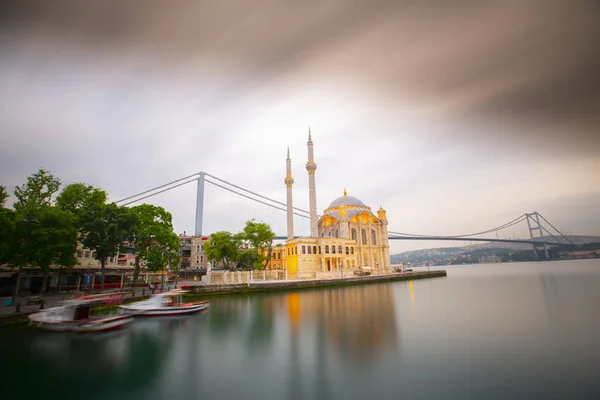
[3,260,600,399]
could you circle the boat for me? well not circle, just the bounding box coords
[28,298,134,332]
[118,289,209,317]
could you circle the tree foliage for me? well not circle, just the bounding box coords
[80,203,135,287]
[13,169,60,214]
[241,219,275,270]
[0,207,15,265]
[28,207,78,294]
[0,186,8,208]
[129,204,178,284]
[202,231,241,270]
[237,250,258,271]
[56,183,107,223]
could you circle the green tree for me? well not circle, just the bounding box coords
[237,250,259,271]
[241,219,275,270]
[13,169,60,214]
[56,183,107,223]
[146,230,181,289]
[0,207,15,265]
[0,186,9,207]
[202,231,241,270]
[29,207,78,294]
[80,203,135,288]
[129,204,177,285]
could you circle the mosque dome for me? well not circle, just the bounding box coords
[327,195,366,209]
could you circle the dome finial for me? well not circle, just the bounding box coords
[344,187,347,196]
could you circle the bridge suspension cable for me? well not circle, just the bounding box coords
[205,173,311,215]
[204,178,310,219]
[115,172,201,204]
[388,214,527,239]
[530,212,574,245]
[118,178,199,207]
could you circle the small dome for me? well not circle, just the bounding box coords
[327,195,366,208]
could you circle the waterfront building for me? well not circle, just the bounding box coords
[283,131,390,276]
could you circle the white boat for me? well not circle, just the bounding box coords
[118,289,209,317]
[28,299,134,333]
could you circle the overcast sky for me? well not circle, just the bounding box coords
[1,0,599,254]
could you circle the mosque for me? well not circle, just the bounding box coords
[275,130,390,276]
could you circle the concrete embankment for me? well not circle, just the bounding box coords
[184,270,447,297]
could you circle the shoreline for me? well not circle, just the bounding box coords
[182,270,447,298]
[0,271,446,326]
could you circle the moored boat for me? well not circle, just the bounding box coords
[118,289,209,317]
[28,298,133,332]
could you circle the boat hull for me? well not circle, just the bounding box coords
[28,315,133,333]
[118,302,209,317]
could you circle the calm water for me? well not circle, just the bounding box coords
[3,260,600,399]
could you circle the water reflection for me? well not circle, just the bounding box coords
[4,261,600,399]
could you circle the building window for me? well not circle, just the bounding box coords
[334,229,338,238]
[351,228,357,241]
[307,246,311,254]
[338,245,342,254]
[84,251,90,258]
[77,251,83,258]
[196,256,200,263]
[196,244,201,253]
[313,246,317,254]
[361,229,367,245]
[332,246,336,254]
[371,229,377,245]
[319,246,322,254]
[325,245,329,254]
[302,246,306,254]
[200,255,204,263]
[351,247,354,255]
[345,246,349,255]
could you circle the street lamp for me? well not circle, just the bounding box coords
[13,217,39,304]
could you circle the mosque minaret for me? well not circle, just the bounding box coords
[306,128,319,238]
[284,146,295,240]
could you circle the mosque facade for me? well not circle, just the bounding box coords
[281,131,390,276]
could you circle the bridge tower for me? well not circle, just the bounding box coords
[526,212,549,260]
[195,172,206,236]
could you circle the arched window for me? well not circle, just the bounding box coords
[325,245,329,254]
[351,247,354,255]
[361,229,367,245]
[302,246,306,254]
[332,245,336,254]
[313,246,317,254]
[307,246,312,254]
[319,246,322,254]
[351,228,357,241]
[196,244,201,253]
[371,229,377,245]
[338,245,342,254]
[345,246,349,255]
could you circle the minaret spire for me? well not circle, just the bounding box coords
[306,128,318,237]
[285,147,295,240]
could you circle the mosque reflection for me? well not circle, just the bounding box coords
[289,284,399,363]
[206,283,399,364]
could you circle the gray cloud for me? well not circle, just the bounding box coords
[1,0,599,251]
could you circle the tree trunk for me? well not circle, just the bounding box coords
[133,256,140,287]
[57,267,63,293]
[100,259,106,289]
[40,268,49,295]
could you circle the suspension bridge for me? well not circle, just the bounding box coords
[115,171,578,260]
